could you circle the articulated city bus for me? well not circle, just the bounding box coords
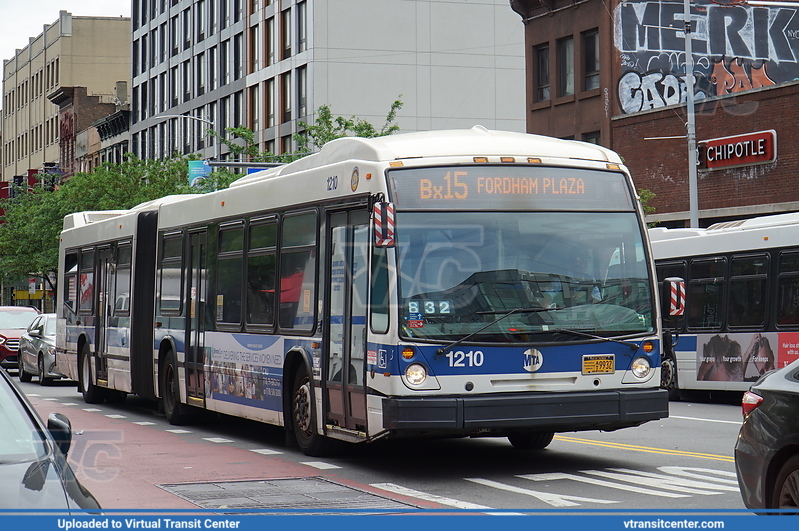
[650,212,799,399]
[57,126,670,455]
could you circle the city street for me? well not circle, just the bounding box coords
[18,375,747,512]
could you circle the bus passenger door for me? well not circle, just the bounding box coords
[325,210,369,433]
[95,246,113,385]
[185,231,207,406]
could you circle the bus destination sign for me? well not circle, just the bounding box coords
[389,165,634,211]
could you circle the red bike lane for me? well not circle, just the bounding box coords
[30,396,430,511]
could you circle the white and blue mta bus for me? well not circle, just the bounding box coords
[56,126,672,455]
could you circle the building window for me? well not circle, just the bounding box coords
[557,36,574,97]
[234,33,243,80]
[583,29,600,91]
[297,65,307,118]
[266,78,275,128]
[197,0,206,42]
[281,72,291,123]
[297,1,307,53]
[249,25,260,72]
[209,46,217,91]
[582,131,600,144]
[535,44,549,102]
[265,17,274,66]
[221,40,230,86]
[182,8,192,51]
[197,52,206,96]
[249,84,260,132]
[281,9,292,60]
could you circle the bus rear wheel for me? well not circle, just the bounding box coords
[80,345,105,404]
[508,432,554,450]
[291,364,330,456]
[162,350,188,425]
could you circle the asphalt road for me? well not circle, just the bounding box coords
[18,374,747,512]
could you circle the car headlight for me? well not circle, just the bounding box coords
[404,363,428,386]
[0,337,5,346]
[631,357,652,378]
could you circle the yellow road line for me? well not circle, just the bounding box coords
[553,435,735,462]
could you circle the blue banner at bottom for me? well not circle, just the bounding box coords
[2,512,798,531]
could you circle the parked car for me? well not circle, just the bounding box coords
[18,313,63,385]
[734,358,799,509]
[0,367,100,510]
[0,306,40,370]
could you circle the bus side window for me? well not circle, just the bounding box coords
[159,235,183,314]
[777,252,799,327]
[217,227,244,326]
[79,250,95,315]
[247,221,277,327]
[728,254,769,328]
[279,211,317,332]
[687,257,725,331]
[63,252,79,313]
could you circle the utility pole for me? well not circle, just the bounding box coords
[684,0,699,228]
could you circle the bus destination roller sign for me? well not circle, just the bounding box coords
[699,130,777,171]
[389,165,635,211]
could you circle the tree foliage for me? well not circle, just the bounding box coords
[0,155,196,287]
[0,99,404,287]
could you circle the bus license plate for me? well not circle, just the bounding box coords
[582,354,614,375]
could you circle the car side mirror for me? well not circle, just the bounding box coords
[29,329,41,338]
[47,412,72,456]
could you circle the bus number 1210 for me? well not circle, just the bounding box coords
[446,350,484,367]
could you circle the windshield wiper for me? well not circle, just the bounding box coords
[528,328,640,352]
[435,307,553,356]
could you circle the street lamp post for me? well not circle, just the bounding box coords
[154,113,220,160]
[683,0,699,228]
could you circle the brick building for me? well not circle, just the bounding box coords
[511,0,799,227]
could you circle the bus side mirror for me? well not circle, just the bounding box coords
[662,277,686,318]
[373,201,395,248]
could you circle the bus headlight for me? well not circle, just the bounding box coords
[404,363,428,386]
[631,357,652,378]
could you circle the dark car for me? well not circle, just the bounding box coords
[18,313,63,385]
[0,367,100,511]
[0,306,41,370]
[734,358,799,509]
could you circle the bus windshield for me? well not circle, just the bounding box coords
[395,211,653,342]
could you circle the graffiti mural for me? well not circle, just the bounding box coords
[614,0,799,114]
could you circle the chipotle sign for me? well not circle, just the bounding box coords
[699,130,777,171]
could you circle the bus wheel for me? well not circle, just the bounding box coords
[80,345,105,404]
[508,432,554,450]
[162,350,187,425]
[661,355,680,401]
[291,364,329,456]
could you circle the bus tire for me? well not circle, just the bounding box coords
[661,354,680,401]
[291,364,330,456]
[508,432,554,450]
[18,356,32,382]
[162,350,188,425]
[80,345,105,404]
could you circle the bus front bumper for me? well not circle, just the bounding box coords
[382,388,669,434]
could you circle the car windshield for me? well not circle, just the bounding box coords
[0,310,38,329]
[396,211,653,342]
[0,380,48,464]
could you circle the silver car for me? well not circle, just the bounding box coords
[18,313,63,385]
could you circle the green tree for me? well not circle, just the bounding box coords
[0,100,405,289]
[0,155,195,289]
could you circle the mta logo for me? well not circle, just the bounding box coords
[523,349,543,372]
